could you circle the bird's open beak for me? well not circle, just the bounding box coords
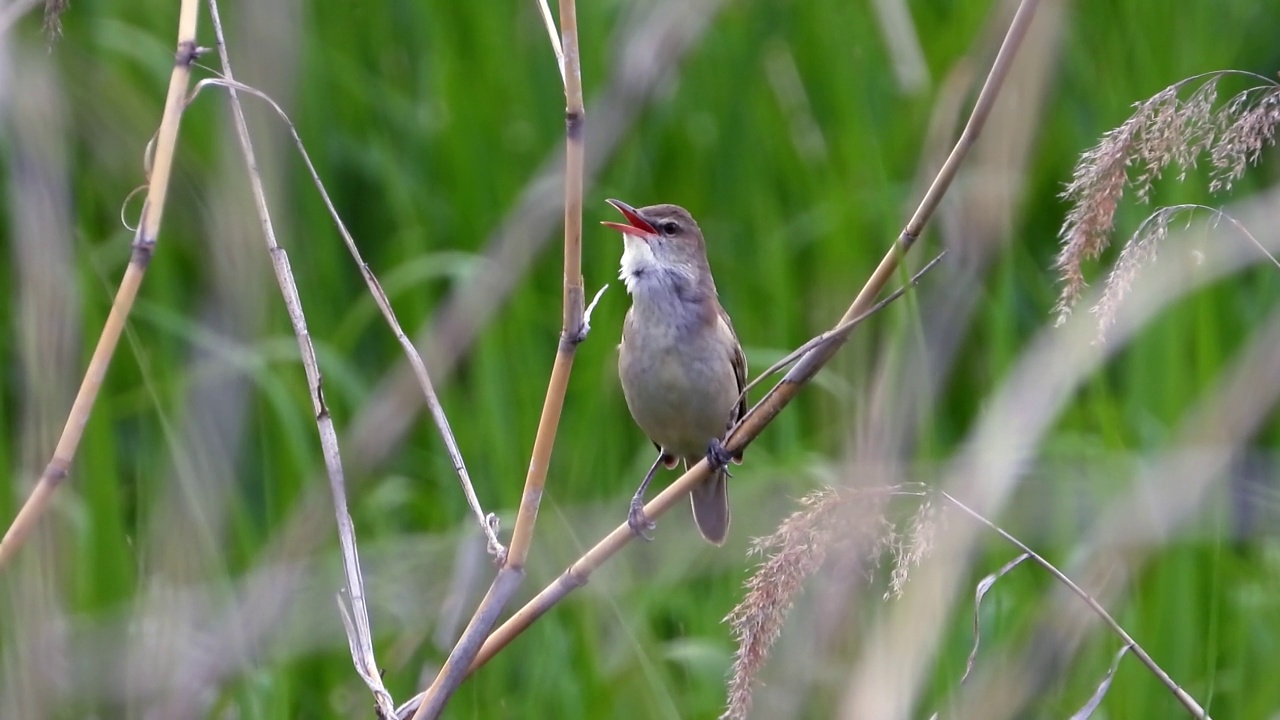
[601,198,658,239]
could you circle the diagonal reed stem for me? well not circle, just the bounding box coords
[0,0,201,569]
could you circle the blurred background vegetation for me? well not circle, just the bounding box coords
[2,0,1279,717]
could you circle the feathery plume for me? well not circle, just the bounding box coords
[722,485,930,720]
[1054,71,1280,328]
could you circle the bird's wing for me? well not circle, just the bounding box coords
[717,305,748,463]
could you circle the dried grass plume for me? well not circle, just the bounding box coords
[1053,70,1280,331]
[721,484,933,720]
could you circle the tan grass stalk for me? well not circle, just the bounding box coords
[0,0,201,569]
[459,0,1045,681]
[408,1,586,717]
[201,0,395,715]
[504,0,587,571]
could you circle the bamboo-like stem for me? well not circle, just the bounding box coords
[0,0,201,569]
[407,1,586,717]
[507,0,585,570]
[462,0,1042,677]
[202,0,395,715]
[468,472,698,672]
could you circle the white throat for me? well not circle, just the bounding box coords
[618,232,704,327]
[618,233,660,295]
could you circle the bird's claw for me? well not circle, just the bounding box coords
[706,437,734,470]
[628,497,656,541]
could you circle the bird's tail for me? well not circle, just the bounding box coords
[690,467,730,545]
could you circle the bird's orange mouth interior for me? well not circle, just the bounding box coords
[601,198,658,238]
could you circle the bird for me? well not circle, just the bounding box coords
[600,199,747,545]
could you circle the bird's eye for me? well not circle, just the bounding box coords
[659,220,679,236]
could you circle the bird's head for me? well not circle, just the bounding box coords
[601,199,711,295]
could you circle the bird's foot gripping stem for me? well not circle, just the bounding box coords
[706,437,734,471]
[627,454,663,541]
[628,496,656,541]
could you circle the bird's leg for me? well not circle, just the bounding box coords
[628,453,664,540]
[706,437,734,471]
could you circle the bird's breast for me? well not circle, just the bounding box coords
[618,306,738,458]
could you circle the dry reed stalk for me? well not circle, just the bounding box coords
[201,0,396,714]
[408,0,587,717]
[0,0,201,569]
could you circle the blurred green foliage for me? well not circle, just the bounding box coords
[1,0,1279,717]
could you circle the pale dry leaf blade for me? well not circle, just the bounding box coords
[961,552,1030,684]
[1068,643,1134,720]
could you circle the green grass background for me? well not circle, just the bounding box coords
[2,0,1279,717]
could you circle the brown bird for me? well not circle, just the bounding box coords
[601,199,746,545]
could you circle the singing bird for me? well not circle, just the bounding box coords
[601,199,746,545]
